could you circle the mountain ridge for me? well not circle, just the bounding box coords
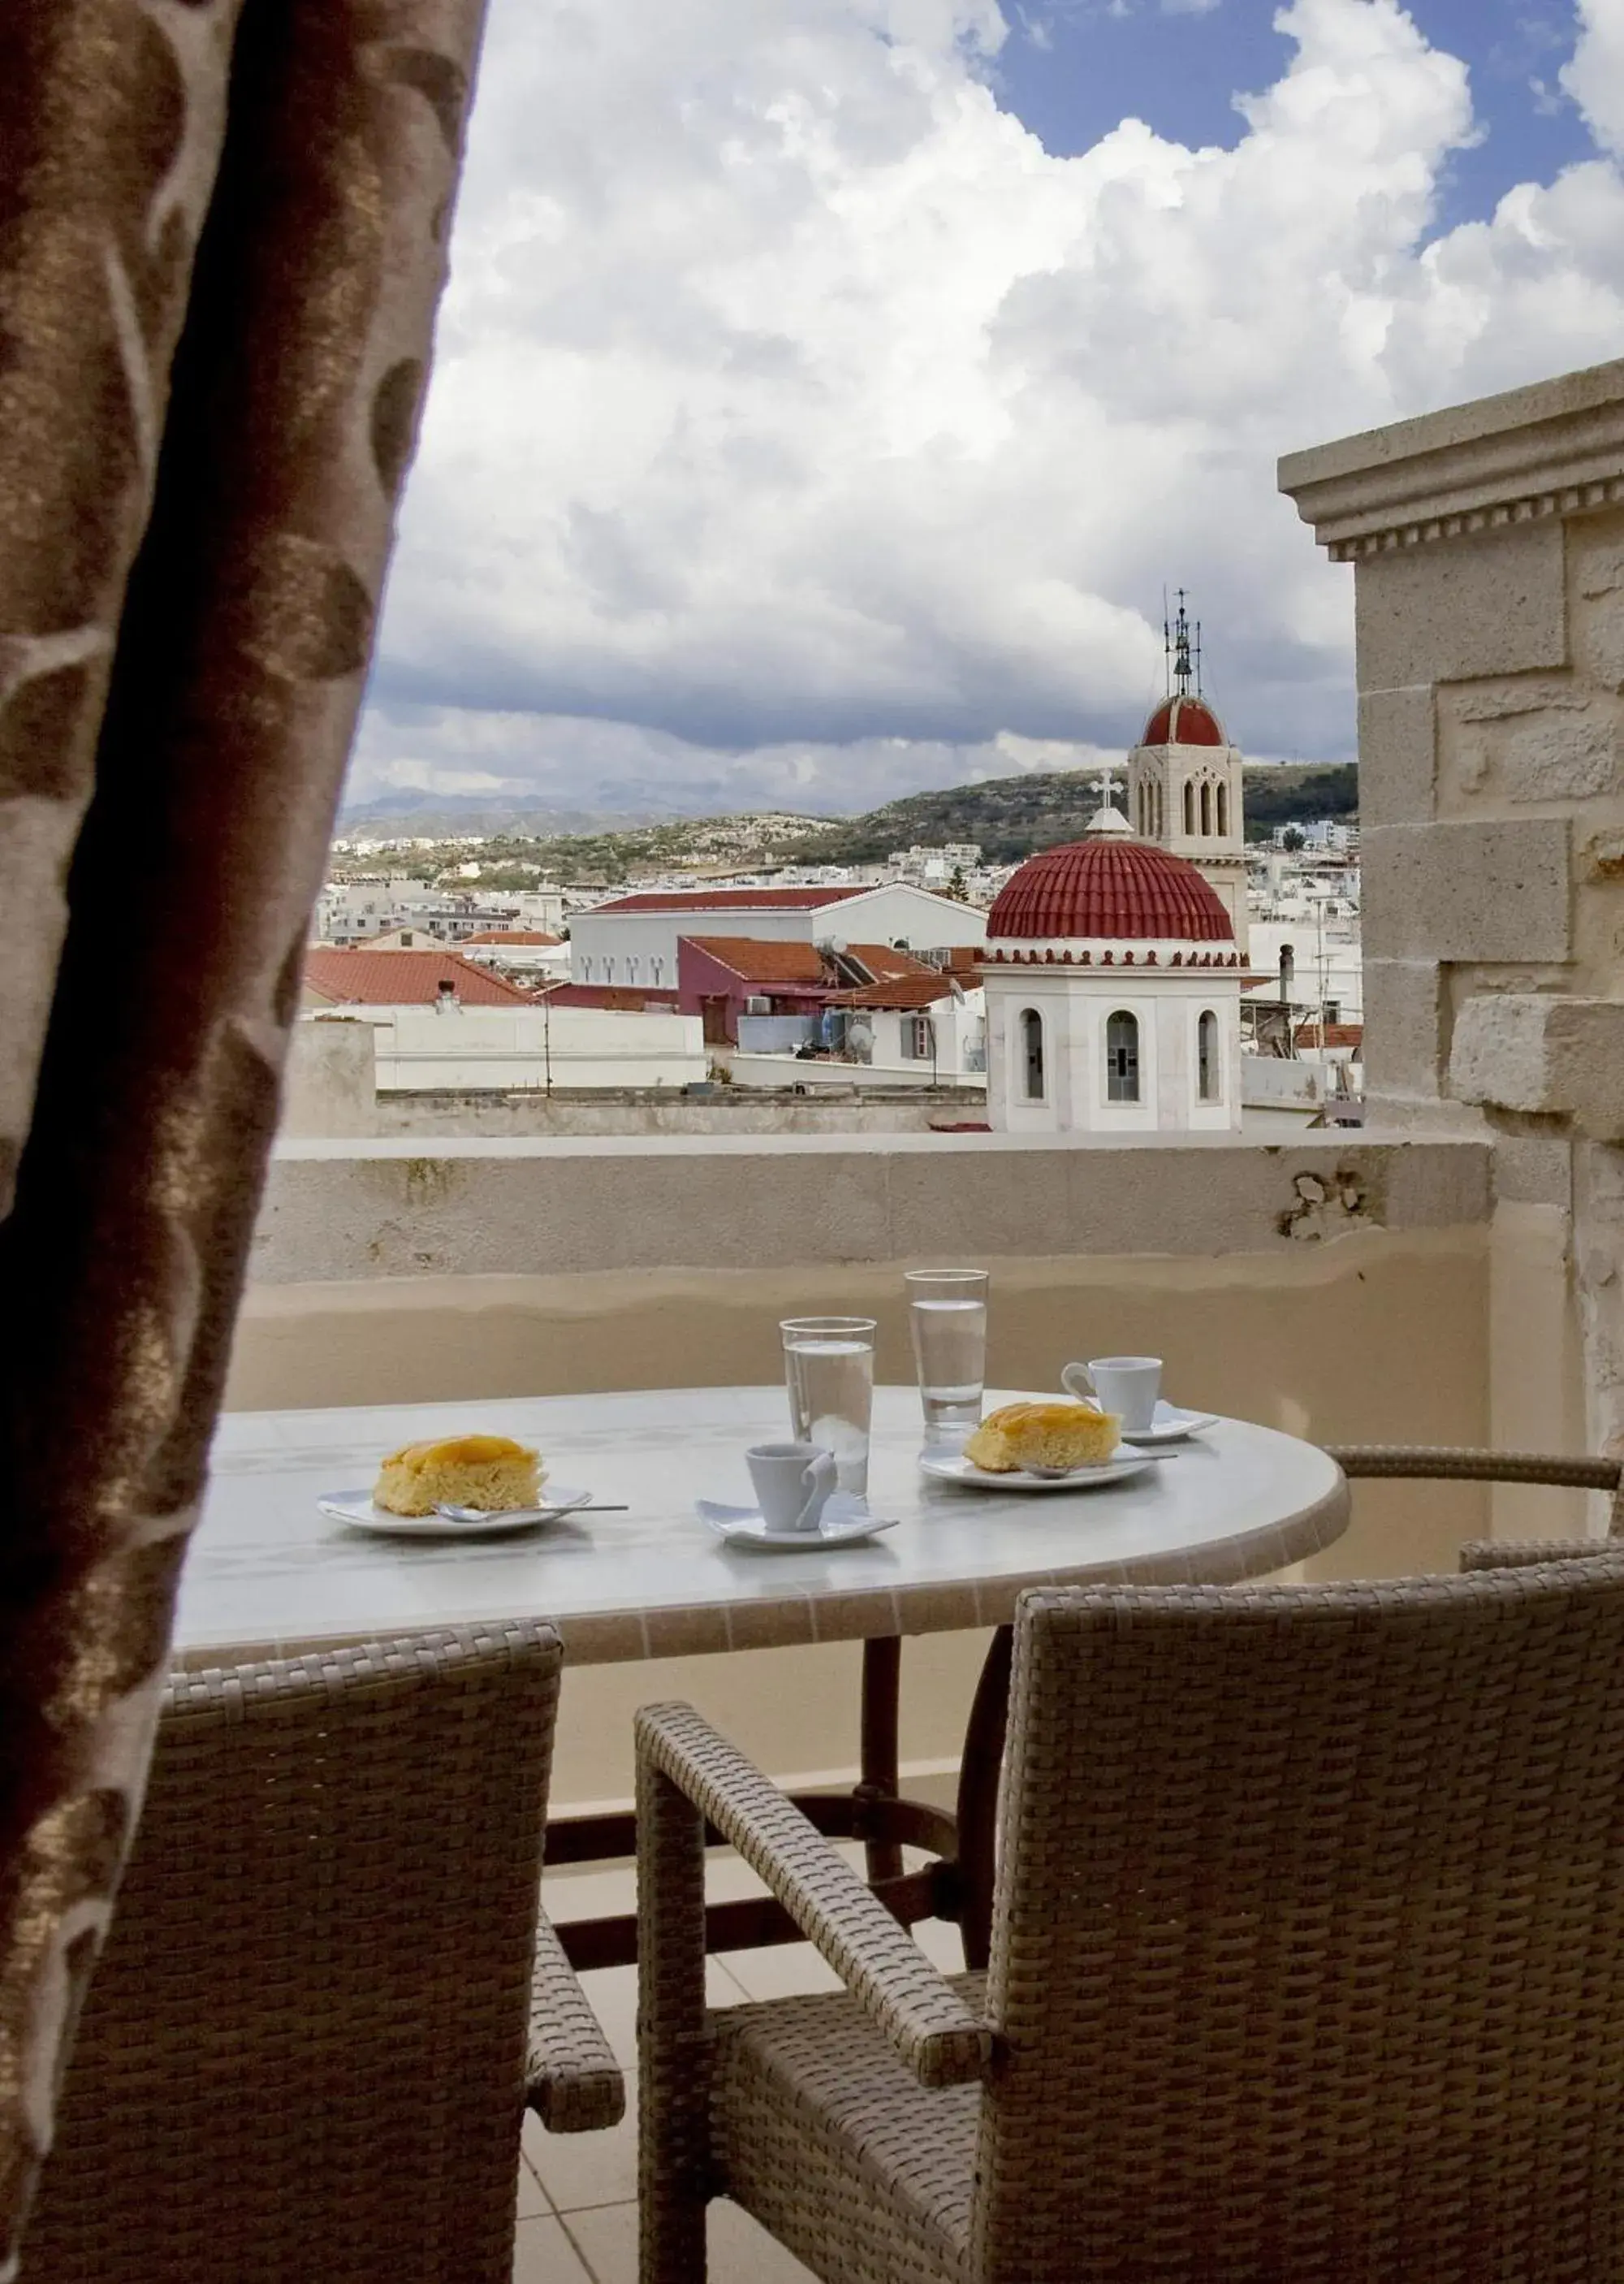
[339,763,1356,859]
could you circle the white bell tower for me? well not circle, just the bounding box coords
[1126,593,1249,954]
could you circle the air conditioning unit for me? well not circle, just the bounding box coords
[745,996,771,1015]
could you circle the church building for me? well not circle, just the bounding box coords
[980,802,1245,1136]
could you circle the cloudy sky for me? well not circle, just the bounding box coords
[350,0,1624,818]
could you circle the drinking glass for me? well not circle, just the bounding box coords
[905,1269,988,1448]
[780,1317,877,1495]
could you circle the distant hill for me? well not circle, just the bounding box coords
[339,793,682,837]
[776,763,1358,865]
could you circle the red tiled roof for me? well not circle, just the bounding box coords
[593,886,869,913]
[1140,694,1226,748]
[844,943,938,984]
[836,973,954,1010]
[304,949,533,1006]
[463,929,563,945]
[987,839,1233,943]
[1294,1021,1364,1050]
[679,937,828,984]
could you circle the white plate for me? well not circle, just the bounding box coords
[1078,1399,1219,1446]
[697,1496,900,1550]
[918,1451,1155,1492]
[317,1486,592,1539]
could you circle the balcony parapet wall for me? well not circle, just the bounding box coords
[253,1132,1489,1284]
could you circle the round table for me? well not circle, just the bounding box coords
[188,1386,1350,1965]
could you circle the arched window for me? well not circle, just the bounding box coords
[1280,944,1295,999]
[1216,782,1229,836]
[1182,780,1194,836]
[1106,1010,1140,1103]
[1198,1009,1220,1103]
[1155,781,1164,837]
[1199,781,1212,836]
[1020,1008,1045,1101]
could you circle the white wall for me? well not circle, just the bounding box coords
[1242,1053,1363,1109]
[867,993,986,1078]
[1247,919,1363,1022]
[723,1052,985,1092]
[984,970,1242,1136]
[312,1006,707,1092]
[460,939,571,978]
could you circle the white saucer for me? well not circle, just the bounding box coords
[697,1495,899,1550]
[918,1451,1155,1493]
[1099,1401,1218,1446]
[317,1486,592,1539]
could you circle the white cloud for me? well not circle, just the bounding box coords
[349,702,1148,816]
[1563,0,1624,155]
[361,0,1624,814]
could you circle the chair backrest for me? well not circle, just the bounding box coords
[24,1622,562,2284]
[972,1561,1624,2284]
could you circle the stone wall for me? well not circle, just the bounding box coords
[1282,357,1624,1467]
[253,1131,1488,1283]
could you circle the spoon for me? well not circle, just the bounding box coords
[1026,1456,1178,1477]
[434,1496,628,1523]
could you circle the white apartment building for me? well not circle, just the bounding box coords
[569,884,987,989]
[313,880,512,946]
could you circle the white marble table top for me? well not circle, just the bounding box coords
[182,1387,1349,1668]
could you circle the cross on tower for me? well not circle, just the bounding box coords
[1092,767,1124,809]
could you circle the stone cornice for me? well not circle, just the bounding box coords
[1277,358,1624,562]
[981,945,1246,969]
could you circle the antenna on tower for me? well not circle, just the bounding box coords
[1194,611,1203,697]
[1171,588,1195,699]
[1162,586,1173,698]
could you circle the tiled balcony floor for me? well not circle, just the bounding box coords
[523,1850,965,2282]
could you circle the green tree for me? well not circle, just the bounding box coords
[945,864,969,903]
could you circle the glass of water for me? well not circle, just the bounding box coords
[780,1317,877,1495]
[905,1269,988,1448]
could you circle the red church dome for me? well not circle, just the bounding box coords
[987,837,1234,943]
[1140,694,1225,748]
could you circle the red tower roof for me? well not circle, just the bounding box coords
[1140,694,1225,747]
[987,837,1233,942]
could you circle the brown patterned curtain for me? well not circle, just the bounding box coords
[0,2,486,2264]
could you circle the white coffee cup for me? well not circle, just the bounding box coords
[1062,1356,1163,1434]
[746,1442,839,1533]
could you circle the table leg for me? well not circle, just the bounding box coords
[855,1635,905,1885]
[546,1631,961,1970]
[954,1625,1013,1972]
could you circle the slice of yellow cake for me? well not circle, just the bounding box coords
[374,1434,544,1516]
[962,1401,1120,1473]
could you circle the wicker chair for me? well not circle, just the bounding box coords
[24,1624,623,2284]
[1327,1441,1624,1532]
[638,1555,1624,2282]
